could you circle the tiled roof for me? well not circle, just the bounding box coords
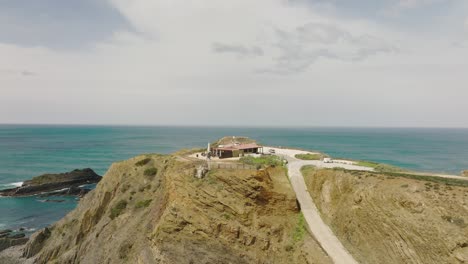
[213,143,261,151]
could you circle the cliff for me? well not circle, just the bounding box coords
[14,154,331,264]
[303,167,468,264]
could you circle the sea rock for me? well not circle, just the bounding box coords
[462,170,468,177]
[0,169,101,197]
[8,234,25,239]
[0,230,28,252]
[0,230,12,236]
[42,199,66,203]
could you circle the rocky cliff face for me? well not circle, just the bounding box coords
[303,167,468,264]
[19,154,331,264]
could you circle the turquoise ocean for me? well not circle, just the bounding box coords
[1,125,468,232]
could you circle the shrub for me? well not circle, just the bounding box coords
[144,167,158,177]
[295,153,323,160]
[240,155,282,167]
[135,158,151,166]
[135,199,153,209]
[293,213,307,242]
[110,200,127,219]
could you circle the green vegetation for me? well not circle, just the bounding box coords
[292,213,307,242]
[356,161,404,173]
[304,165,468,188]
[240,155,283,167]
[222,213,231,220]
[355,161,379,168]
[375,170,468,187]
[135,199,153,209]
[143,167,158,177]
[110,200,128,219]
[135,158,151,166]
[295,153,323,160]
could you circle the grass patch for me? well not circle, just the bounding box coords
[222,213,231,220]
[356,161,404,173]
[135,199,153,209]
[295,153,323,160]
[135,158,151,166]
[380,171,468,187]
[143,167,158,177]
[110,200,127,219]
[356,161,379,168]
[292,213,307,243]
[240,155,283,168]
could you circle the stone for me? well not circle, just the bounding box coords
[0,230,12,236]
[8,234,25,239]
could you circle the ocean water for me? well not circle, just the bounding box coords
[1,125,468,232]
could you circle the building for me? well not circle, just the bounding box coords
[211,143,263,159]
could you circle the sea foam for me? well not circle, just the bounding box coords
[0,181,23,189]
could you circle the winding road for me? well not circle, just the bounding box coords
[265,147,369,264]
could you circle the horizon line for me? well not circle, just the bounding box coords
[1,123,468,129]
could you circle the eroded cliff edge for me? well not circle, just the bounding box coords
[303,167,468,264]
[12,153,331,264]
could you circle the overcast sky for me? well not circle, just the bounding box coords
[1,0,467,127]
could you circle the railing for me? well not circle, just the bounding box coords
[209,162,257,170]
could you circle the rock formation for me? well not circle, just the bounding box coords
[0,230,28,253]
[5,154,331,264]
[0,169,101,197]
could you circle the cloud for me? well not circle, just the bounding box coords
[0,69,36,77]
[212,43,263,57]
[396,0,451,9]
[262,23,397,74]
[0,0,467,127]
[381,0,454,17]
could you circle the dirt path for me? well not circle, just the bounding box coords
[285,158,359,264]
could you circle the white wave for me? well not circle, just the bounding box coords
[11,182,23,187]
[0,181,23,189]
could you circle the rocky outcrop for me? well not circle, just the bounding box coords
[462,170,468,177]
[22,228,50,258]
[0,230,28,253]
[0,169,101,197]
[14,154,331,264]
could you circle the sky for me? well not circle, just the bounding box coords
[0,0,467,127]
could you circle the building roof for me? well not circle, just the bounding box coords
[213,143,261,151]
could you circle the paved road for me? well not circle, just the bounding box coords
[287,159,359,264]
[264,147,359,264]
